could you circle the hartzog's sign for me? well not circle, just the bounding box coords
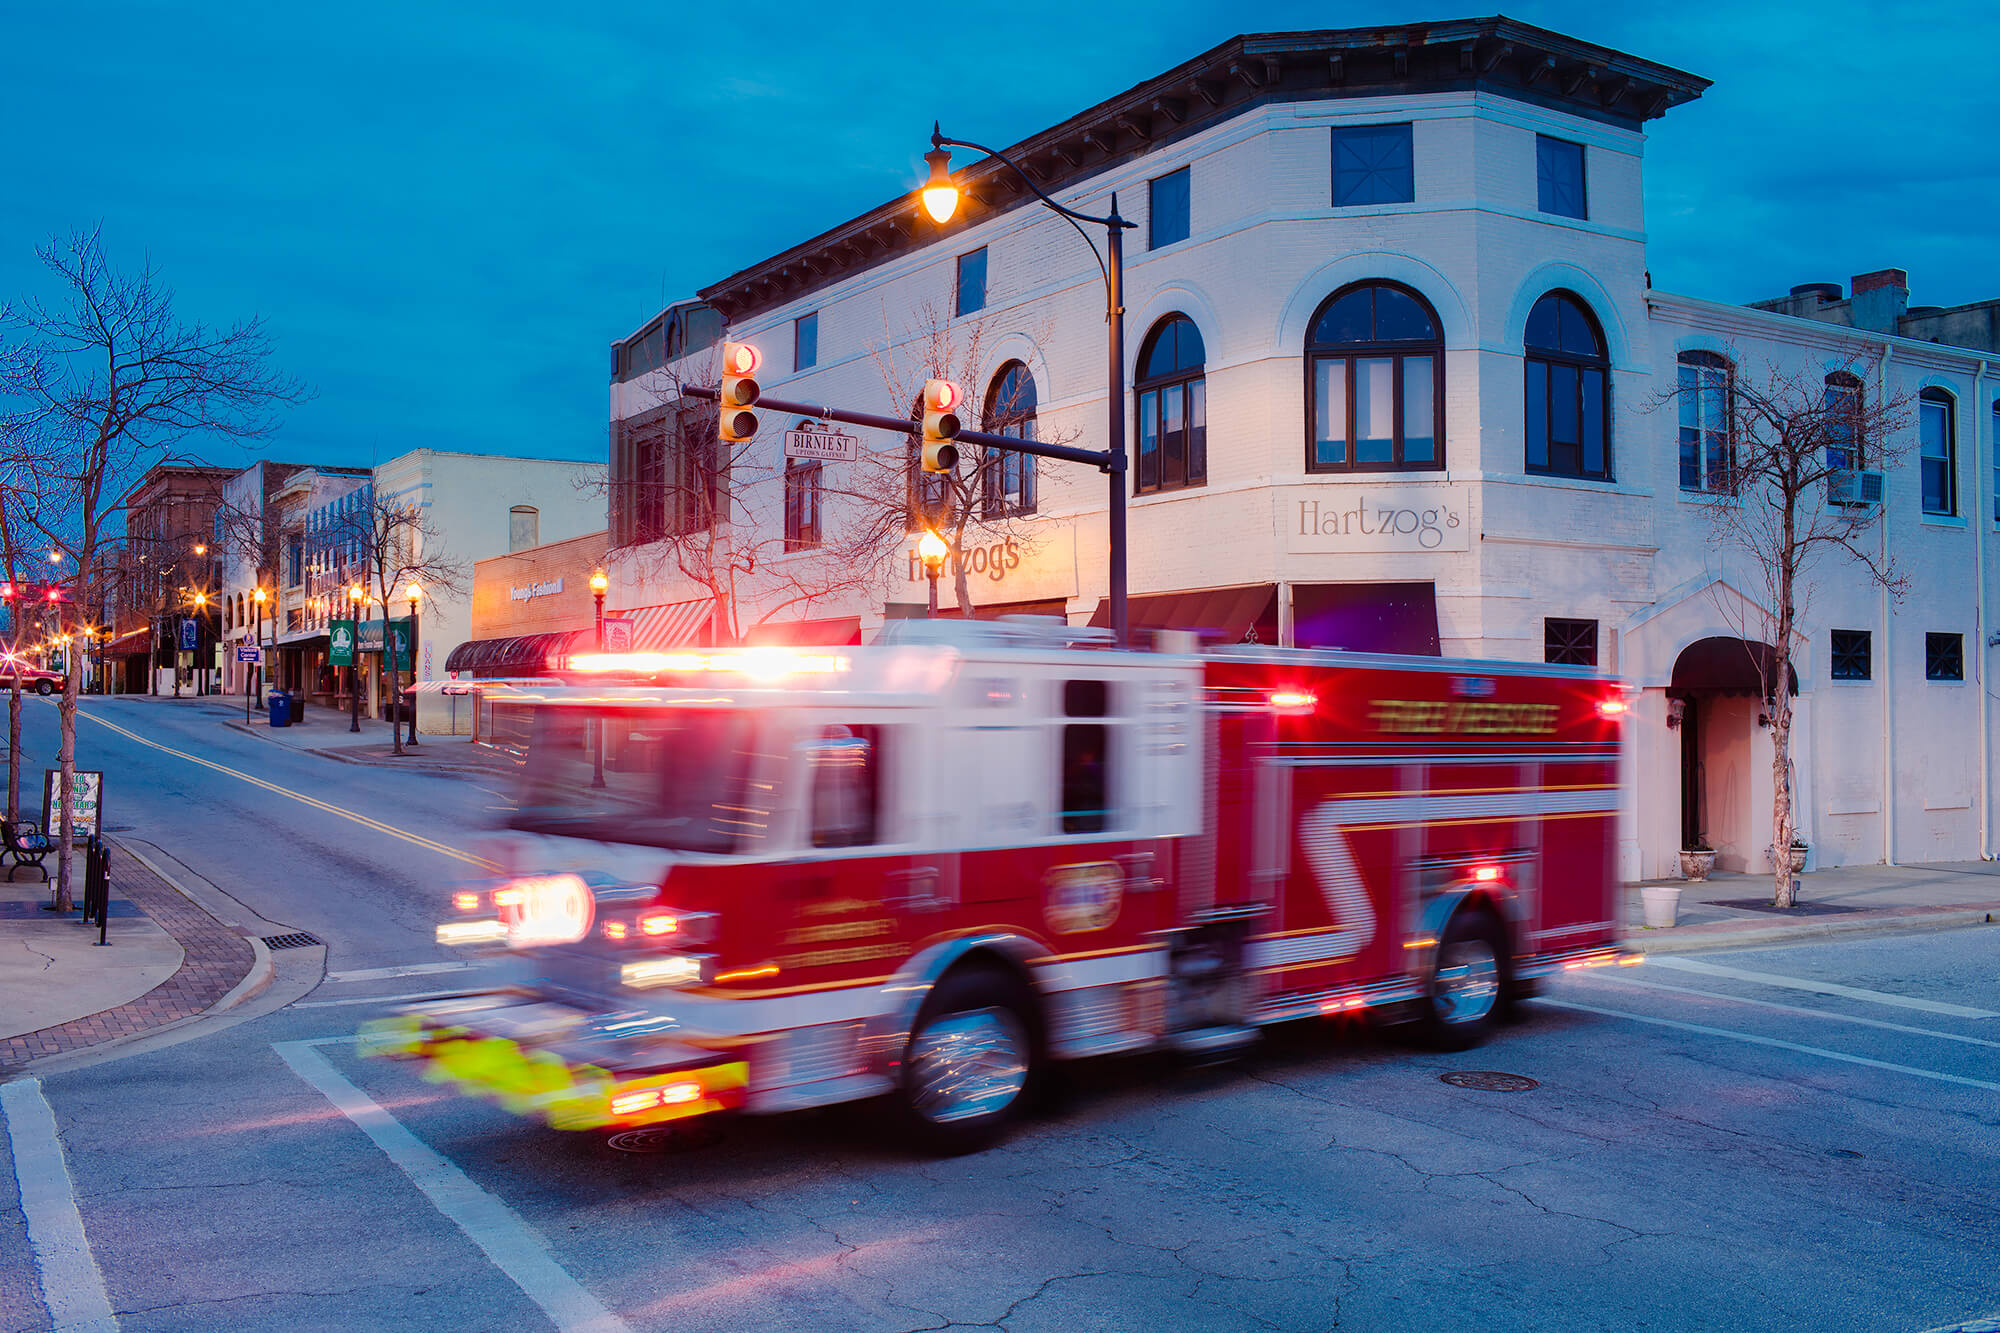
[1285,486,1471,554]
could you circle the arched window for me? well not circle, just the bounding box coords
[509,505,539,552]
[1306,282,1443,472]
[1134,316,1206,494]
[1524,291,1610,481]
[981,361,1037,518]
[1824,371,1864,472]
[1677,351,1734,493]
[1920,388,1957,516]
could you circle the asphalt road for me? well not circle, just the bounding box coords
[3,698,1998,1332]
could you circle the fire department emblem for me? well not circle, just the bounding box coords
[1043,862,1122,934]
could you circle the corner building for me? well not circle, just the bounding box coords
[611,18,2000,881]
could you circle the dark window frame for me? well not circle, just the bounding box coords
[1926,632,1965,682]
[1544,617,1598,666]
[1133,316,1208,496]
[981,361,1038,519]
[1677,351,1735,493]
[955,247,988,317]
[1331,123,1415,206]
[1523,291,1612,483]
[783,428,822,552]
[1825,372,1865,473]
[1831,629,1872,682]
[1920,388,1957,517]
[1305,281,1445,473]
[1536,134,1587,219]
[794,311,818,372]
[1148,166,1190,250]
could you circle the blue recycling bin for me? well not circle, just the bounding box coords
[268,691,290,727]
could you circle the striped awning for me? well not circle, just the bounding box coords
[617,599,714,651]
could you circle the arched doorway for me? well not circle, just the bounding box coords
[1669,637,1798,867]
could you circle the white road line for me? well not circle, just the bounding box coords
[1581,973,2000,1050]
[1647,956,2000,1020]
[1545,999,2000,1092]
[327,962,478,984]
[0,1079,119,1333]
[294,989,475,1010]
[271,1042,631,1333]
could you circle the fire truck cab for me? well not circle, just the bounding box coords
[365,619,1631,1153]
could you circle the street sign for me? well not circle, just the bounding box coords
[179,617,198,651]
[42,768,103,840]
[602,617,634,653]
[783,424,859,463]
[329,618,356,667]
[236,643,262,664]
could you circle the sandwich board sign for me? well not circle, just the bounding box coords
[43,768,103,840]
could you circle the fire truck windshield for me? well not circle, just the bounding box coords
[511,706,768,854]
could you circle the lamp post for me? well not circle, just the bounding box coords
[405,581,421,746]
[921,124,1135,648]
[348,584,364,732]
[251,587,267,713]
[190,592,208,698]
[918,530,947,618]
[589,569,609,789]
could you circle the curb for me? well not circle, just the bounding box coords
[116,838,277,1007]
[220,717,503,777]
[1623,901,2000,955]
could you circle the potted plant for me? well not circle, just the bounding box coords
[1679,840,1717,882]
[1787,839,1808,873]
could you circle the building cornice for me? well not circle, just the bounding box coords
[697,17,1708,325]
[1650,291,1996,373]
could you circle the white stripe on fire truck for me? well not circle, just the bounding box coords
[1320,788,1619,824]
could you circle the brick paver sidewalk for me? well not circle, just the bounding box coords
[0,843,255,1072]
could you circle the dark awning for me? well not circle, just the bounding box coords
[1292,582,1440,656]
[1087,584,1277,644]
[1671,636,1798,696]
[743,616,862,646]
[444,631,581,677]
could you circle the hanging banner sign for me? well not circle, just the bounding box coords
[329,619,356,667]
[180,618,198,650]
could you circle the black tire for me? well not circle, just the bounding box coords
[897,965,1040,1156]
[1417,907,1507,1052]
[34,680,53,697]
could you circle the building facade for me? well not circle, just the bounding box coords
[108,464,235,694]
[605,18,2000,880]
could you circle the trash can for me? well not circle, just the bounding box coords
[268,691,290,727]
[284,691,304,725]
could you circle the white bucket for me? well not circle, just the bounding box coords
[1640,885,1682,929]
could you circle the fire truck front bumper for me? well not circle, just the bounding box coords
[357,991,748,1132]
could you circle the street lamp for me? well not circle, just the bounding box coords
[347,583,365,732]
[251,587,267,714]
[918,530,948,618]
[405,581,421,746]
[921,122,1135,647]
[589,569,609,788]
[191,591,208,697]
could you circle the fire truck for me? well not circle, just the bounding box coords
[362,619,1633,1153]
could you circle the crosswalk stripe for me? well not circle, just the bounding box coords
[1647,956,2000,1020]
[1582,973,2000,1049]
[0,1079,119,1332]
[327,962,478,984]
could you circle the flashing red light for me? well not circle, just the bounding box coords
[491,886,526,908]
[639,911,678,937]
[925,378,960,412]
[603,921,629,941]
[1471,864,1503,884]
[1597,697,1629,718]
[723,342,759,376]
[44,588,62,602]
[1269,690,1317,713]
[0,584,12,600]
[452,892,480,912]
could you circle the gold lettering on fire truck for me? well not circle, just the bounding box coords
[776,942,905,969]
[1368,700,1559,735]
[1043,862,1123,934]
[783,918,894,945]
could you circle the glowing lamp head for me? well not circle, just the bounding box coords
[920,145,959,224]
[917,530,948,571]
[405,581,421,605]
[589,570,609,595]
[348,583,363,604]
[253,588,267,604]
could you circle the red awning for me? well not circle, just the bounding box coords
[1671,637,1798,696]
[618,600,714,651]
[1087,584,1277,644]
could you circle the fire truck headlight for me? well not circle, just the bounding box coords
[621,955,711,990]
[437,919,506,946]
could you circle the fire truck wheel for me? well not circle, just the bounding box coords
[898,966,1039,1155]
[1419,908,1507,1051]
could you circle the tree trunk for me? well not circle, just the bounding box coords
[1771,688,1798,909]
[7,675,20,822]
[389,652,403,756]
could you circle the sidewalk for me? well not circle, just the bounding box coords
[1621,861,2000,954]
[0,842,258,1074]
[148,693,518,777]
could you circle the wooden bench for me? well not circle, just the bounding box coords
[2,819,52,881]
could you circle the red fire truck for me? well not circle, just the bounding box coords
[362,620,1633,1152]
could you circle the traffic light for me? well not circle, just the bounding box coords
[718,341,760,443]
[921,378,961,473]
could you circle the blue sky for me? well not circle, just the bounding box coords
[3,2,1993,473]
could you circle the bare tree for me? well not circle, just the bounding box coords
[0,228,307,908]
[1662,356,1912,907]
[329,490,464,755]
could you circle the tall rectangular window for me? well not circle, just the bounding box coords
[1992,400,1999,524]
[1831,630,1872,682]
[1544,618,1598,666]
[783,458,821,552]
[794,311,818,372]
[1921,391,1956,516]
[1536,135,1587,219]
[1926,632,1964,682]
[1149,167,1189,249]
[955,248,987,317]
[1332,124,1414,206]
[1678,354,1733,492]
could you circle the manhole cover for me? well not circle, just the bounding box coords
[605,1125,713,1154]
[1440,1070,1539,1092]
[261,932,323,950]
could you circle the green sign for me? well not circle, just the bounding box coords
[357,617,413,670]
[329,618,357,667]
[389,619,411,672]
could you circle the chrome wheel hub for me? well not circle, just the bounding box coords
[907,1007,1029,1124]
[1434,939,1499,1025]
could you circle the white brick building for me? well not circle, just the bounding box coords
[606,18,2000,879]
